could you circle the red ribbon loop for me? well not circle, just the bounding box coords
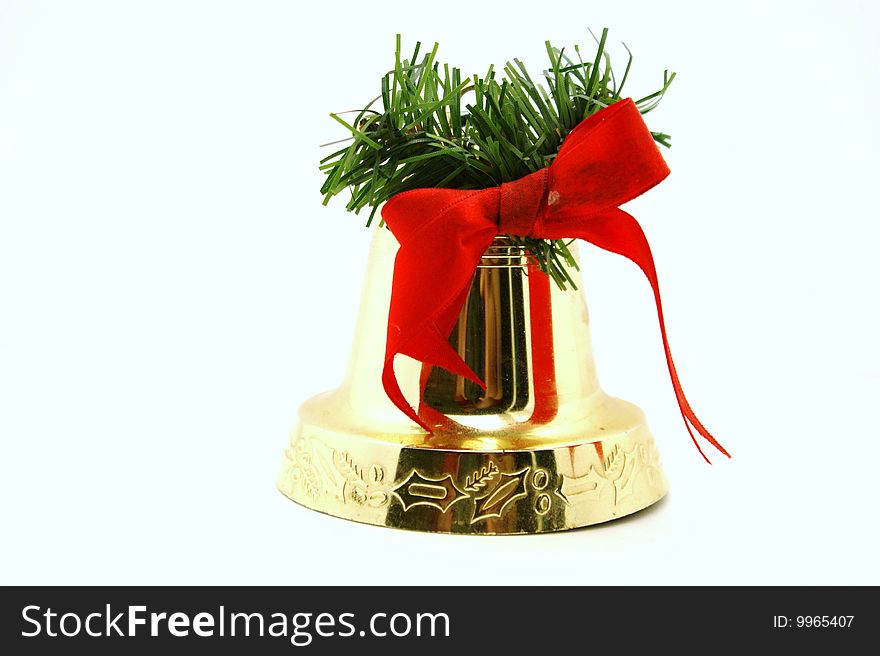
[380,98,730,462]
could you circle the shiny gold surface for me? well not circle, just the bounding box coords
[423,237,531,417]
[278,227,667,533]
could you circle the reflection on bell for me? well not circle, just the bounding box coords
[278,227,667,533]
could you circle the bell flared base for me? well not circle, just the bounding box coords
[277,393,667,535]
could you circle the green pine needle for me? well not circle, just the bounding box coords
[320,29,674,290]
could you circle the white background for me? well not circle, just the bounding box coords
[2,0,879,585]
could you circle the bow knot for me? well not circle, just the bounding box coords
[498,168,547,237]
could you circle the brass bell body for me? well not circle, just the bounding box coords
[278,227,667,533]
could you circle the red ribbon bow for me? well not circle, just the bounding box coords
[380,98,729,462]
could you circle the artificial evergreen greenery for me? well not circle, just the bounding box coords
[320,29,674,289]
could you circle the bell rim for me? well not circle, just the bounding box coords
[278,405,668,535]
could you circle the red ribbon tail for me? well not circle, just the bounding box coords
[382,355,431,433]
[379,205,497,434]
[383,327,486,434]
[665,353,731,462]
[570,208,730,462]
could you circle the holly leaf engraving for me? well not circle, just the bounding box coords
[604,445,623,482]
[463,462,499,492]
[333,450,365,482]
[558,465,606,503]
[392,471,468,513]
[471,468,529,523]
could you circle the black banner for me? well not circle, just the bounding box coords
[0,586,872,653]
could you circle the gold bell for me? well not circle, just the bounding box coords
[278,227,667,534]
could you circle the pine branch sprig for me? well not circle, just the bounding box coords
[320,29,674,289]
